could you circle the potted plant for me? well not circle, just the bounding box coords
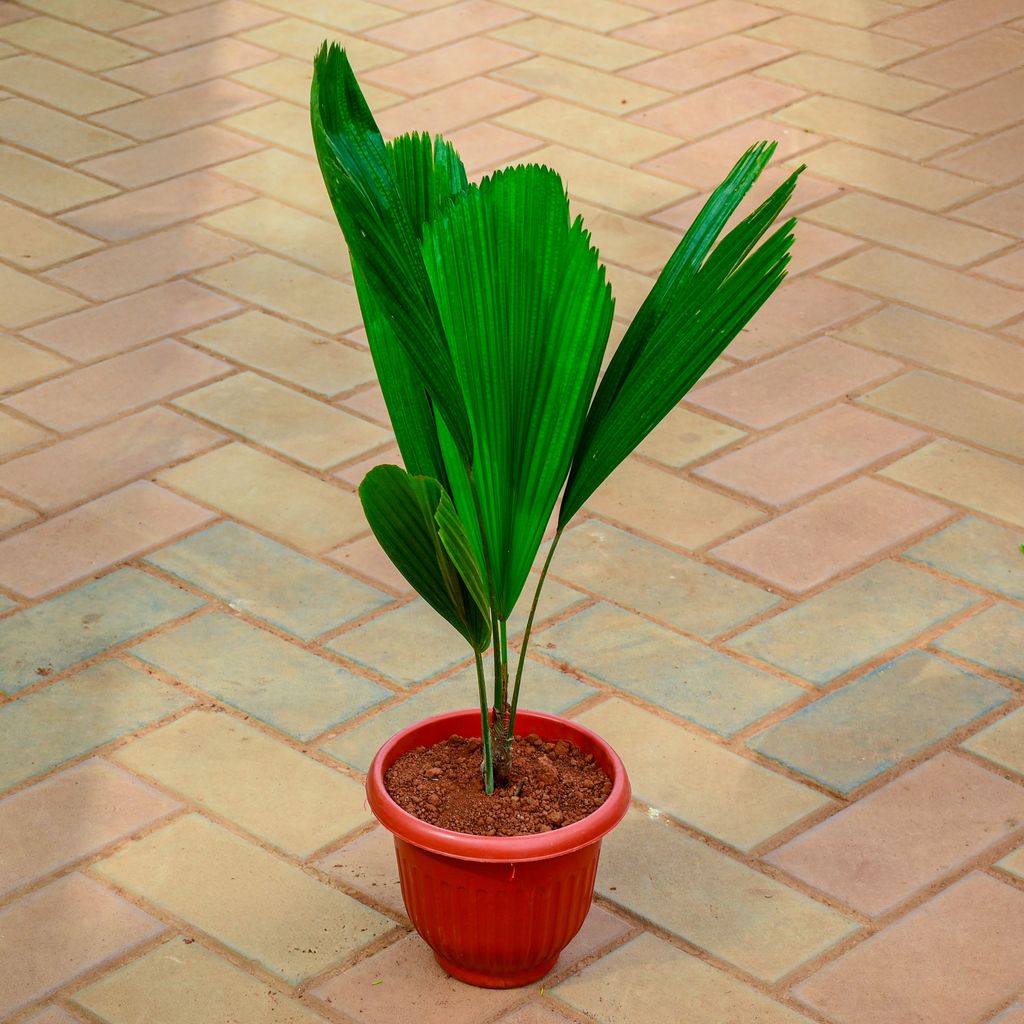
[311,42,801,988]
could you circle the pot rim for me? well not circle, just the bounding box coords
[366,708,631,864]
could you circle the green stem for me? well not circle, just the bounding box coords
[508,530,562,736]
[475,652,494,794]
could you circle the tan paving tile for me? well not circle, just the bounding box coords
[748,14,920,66]
[45,224,249,302]
[0,758,181,897]
[880,439,1024,528]
[116,0,279,51]
[4,339,230,431]
[0,497,36,533]
[367,0,523,49]
[554,933,813,1024]
[956,182,1024,237]
[0,144,119,212]
[963,708,1024,778]
[73,937,327,1024]
[636,405,746,468]
[752,0,900,24]
[978,245,1024,288]
[0,409,51,459]
[22,1007,79,1024]
[860,371,1024,459]
[240,19,401,68]
[916,68,1024,133]
[501,0,648,30]
[0,873,165,1018]
[0,334,71,392]
[158,443,365,550]
[690,338,901,428]
[0,263,86,330]
[234,54,403,109]
[446,122,542,173]
[114,710,370,855]
[0,98,130,162]
[795,873,1024,1024]
[599,810,858,983]
[365,36,528,94]
[0,406,223,512]
[313,825,404,914]
[934,124,1024,185]
[893,28,1024,89]
[759,52,942,111]
[214,147,333,218]
[80,124,263,187]
[376,77,534,138]
[0,54,140,112]
[572,201,678,273]
[326,531,411,595]
[825,248,1024,327]
[94,813,394,984]
[223,98,315,155]
[254,0,402,30]
[585,456,763,549]
[490,17,662,71]
[0,201,101,271]
[0,480,216,598]
[879,0,1023,46]
[0,16,148,70]
[806,193,1010,266]
[798,142,983,211]
[18,0,158,30]
[710,477,951,593]
[618,0,775,48]
[625,34,790,91]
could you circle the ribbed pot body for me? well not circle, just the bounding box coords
[365,709,631,989]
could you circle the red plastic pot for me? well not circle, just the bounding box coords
[365,708,631,988]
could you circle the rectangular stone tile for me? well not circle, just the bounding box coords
[618,0,775,49]
[768,752,1024,916]
[906,516,1024,601]
[711,477,951,593]
[882,0,1021,45]
[320,657,590,773]
[917,68,1024,133]
[747,14,919,65]
[807,193,1010,266]
[94,813,393,984]
[749,651,1009,793]
[795,873,1024,1024]
[0,17,147,70]
[599,810,857,983]
[0,98,130,162]
[0,409,51,459]
[502,0,647,30]
[44,224,248,301]
[239,18,400,68]
[571,201,679,274]
[131,611,389,741]
[689,338,901,429]
[840,306,1024,397]
[553,521,778,639]
[824,249,1024,328]
[73,936,326,1024]
[934,604,1024,680]
[581,699,826,850]
[0,497,36,533]
[964,708,1024,778]
[0,144,118,213]
[636,405,746,468]
[0,481,216,598]
[0,873,165,1018]
[187,311,375,397]
[197,253,361,335]
[798,142,982,211]
[0,660,192,790]
[106,37,276,93]
[313,825,404,915]
[0,263,85,330]
[585,457,762,549]
[117,0,278,50]
[174,372,391,470]
[0,334,70,392]
[625,35,790,92]
[491,18,659,71]
[860,371,1024,459]
[696,405,923,506]
[23,1007,79,1024]
[545,604,801,736]
[5,339,230,431]
[880,440,1024,528]
[157,443,366,550]
[114,711,370,856]
[0,200,102,271]
[957,182,1024,237]
[24,280,240,363]
[0,54,141,113]
[326,530,410,595]
[366,0,523,49]
[554,933,813,1024]
[0,567,203,695]
[233,55,378,106]
[760,52,942,111]
[939,122,1024,186]
[18,0,156,31]
[978,246,1024,288]
[894,27,1024,89]
[80,125,263,188]
[729,560,979,685]
[146,521,389,640]
[222,98,315,155]
[0,407,223,512]
[0,758,181,897]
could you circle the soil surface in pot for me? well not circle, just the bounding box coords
[385,733,612,836]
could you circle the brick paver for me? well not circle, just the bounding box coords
[0,0,1021,1020]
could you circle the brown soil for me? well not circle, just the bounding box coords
[384,733,612,836]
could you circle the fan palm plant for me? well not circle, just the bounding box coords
[312,43,802,793]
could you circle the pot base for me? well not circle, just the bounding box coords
[434,950,558,989]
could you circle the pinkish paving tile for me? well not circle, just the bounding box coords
[0,480,215,598]
[363,36,528,94]
[695,404,924,506]
[624,35,790,92]
[710,477,951,593]
[795,873,1024,1024]
[957,183,1024,238]
[933,124,1024,186]
[0,872,165,1018]
[444,122,542,174]
[314,826,405,916]
[786,221,864,276]
[326,533,414,595]
[4,339,230,431]
[43,224,249,302]
[915,68,1024,134]
[767,753,1024,916]
[893,27,1024,90]
[689,338,901,429]
[60,171,254,241]
[116,0,279,51]
[0,406,224,512]
[23,280,240,363]
[617,0,774,48]
[80,125,264,188]
[0,758,181,897]
[105,37,277,93]
[365,0,525,50]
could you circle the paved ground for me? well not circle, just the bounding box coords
[0,0,1023,1021]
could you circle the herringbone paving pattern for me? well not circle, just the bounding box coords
[0,0,1022,1020]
